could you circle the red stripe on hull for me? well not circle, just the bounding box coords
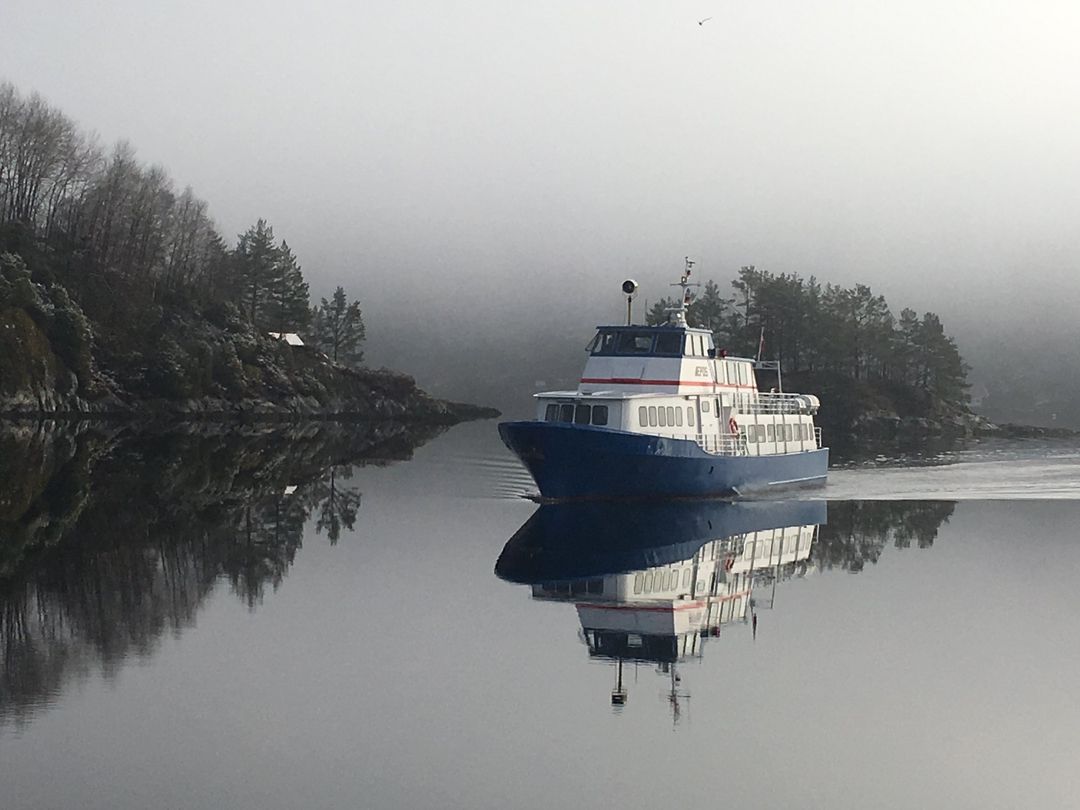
[579,378,755,389]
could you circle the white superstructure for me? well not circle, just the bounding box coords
[531,268,823,458]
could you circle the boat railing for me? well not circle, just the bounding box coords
[742,392,816,416]
[671,432,745,456]
[671,426,824,455]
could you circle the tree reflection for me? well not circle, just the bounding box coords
[814,500,956,572]
[0,421,437,726]
[311,466,362,546]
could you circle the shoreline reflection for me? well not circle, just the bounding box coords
[0,421,442,728]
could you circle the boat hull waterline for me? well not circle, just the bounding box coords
[495,498,828,582]
[499,421,829,501]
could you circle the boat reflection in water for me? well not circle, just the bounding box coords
[495,499,826,716]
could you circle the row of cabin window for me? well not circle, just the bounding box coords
[718,362,752,387]
[542,579,604,596]
[744,423,811,443]
[544,403,609,426]
[634,567,695,595]
[638,405,695,429]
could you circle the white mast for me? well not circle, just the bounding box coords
[668,257,700,326]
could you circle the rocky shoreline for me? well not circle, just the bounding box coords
[973,421,1080,439]
[1,272,498,425]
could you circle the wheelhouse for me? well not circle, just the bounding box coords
[586,326,715,359]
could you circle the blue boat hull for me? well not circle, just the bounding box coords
[498,421,828,500]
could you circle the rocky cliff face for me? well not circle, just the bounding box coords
[0,301,86,413]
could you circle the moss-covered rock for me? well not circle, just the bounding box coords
[0,307,66,401]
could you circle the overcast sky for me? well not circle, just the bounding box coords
[3,0,1079,341]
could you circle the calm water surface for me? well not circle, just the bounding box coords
[1,422,1078,809]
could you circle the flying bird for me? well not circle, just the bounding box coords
[698,16,713,25]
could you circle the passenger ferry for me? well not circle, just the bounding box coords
[498,266,829,499]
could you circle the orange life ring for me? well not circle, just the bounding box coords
[728,416,738,435]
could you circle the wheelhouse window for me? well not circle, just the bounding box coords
[592,405,609,426]
[687,407,695,426]
[587,331,618,355]
[615,331,654,354]
[655,331,682,355]
[639,406,648,426]
[545,403,558,421]
[559,404,574,422]
[575,404,591,424]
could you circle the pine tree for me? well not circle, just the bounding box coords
[313,286,365,366]
[234,219,280,328]
[687,279,730,339]
[262,239,310,335]
[645,296,678,325]
[915,312,970,404]
[895,307,922,386]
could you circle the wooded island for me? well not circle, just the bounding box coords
[646,267,981,444]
